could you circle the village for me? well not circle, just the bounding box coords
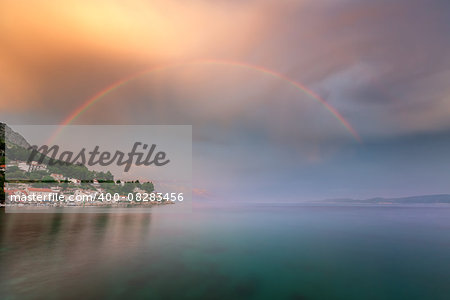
[3,160,162,207]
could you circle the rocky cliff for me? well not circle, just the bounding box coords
[0,123,31,149]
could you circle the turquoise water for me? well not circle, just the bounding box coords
[0,204,449,299]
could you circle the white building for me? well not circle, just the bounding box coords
[18,162,30,172]
[29,161,47,171]
[69,178,81,185]
[17,161,47,172]
[50,173,65,181]
[73,190,97,202]
[51,186,61,193]
[5,189,28,202]
[25,187,57,202]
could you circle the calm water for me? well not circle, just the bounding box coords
[0,204,449,299]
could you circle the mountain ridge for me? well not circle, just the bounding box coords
[0,123,31,149]
[322,194,450,204]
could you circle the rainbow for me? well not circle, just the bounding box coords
[49,59,361,143]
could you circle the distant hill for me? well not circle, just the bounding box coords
[1,123,155,205]
[1,122,113,186]
[322,194,450,204]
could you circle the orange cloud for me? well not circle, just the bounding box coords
[0,0,269,113]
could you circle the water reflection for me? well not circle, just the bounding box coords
[1,206,449,300]
[0,211,152,298]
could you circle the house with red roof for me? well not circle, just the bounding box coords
[4,188,28,202]
[50,173,65,182]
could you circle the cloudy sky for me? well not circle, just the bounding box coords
[1,0,449,200]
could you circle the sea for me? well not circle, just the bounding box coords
[0,203,449,299]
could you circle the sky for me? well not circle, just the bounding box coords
[1,0,450,201]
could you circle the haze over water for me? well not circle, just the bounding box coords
[1,204,449,300]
